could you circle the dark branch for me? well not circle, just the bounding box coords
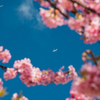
[70,0,100,16]
[82,50,98,66]
[0,65,7,71]
[46,0,69,19]
[0,65,21,74]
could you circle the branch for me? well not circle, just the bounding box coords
[46,0,69,19]
[70,0,100,16]
[82,50,98,66]
[0,65,7,71]
[0,65,21,74]
[0,65,69,75]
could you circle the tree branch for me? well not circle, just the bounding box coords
[46,0,69,19]
[0,65,7,71]
[82,50,98,66]
[0,65,21,74]
[70,0,100,16]
[0,65,69,75]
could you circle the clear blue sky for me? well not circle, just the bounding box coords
[0,0,100,100]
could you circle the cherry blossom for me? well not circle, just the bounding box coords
[68,65,77,77]
[35,0,100,44]
[0,46,11,63]
[40,1,50,7]
[83,16,100,44]
[4,68,17,81]
[40,7,67,28]
[71,63,100,99]
[8,58,77,87]
[57,0,73,11]
[0,46,3,52]
[12,93,28,100]
[0,78,8,97]
[66,90,95,100]
[0,78,3,91]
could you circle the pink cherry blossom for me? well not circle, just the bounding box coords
[2,49,11,63]
[68,65,78,77]
[12,93,28,100]
[71,63,100,99]
[60,66,64,70]
[73,1,85,11]
[35,0,50,7]
[4,68,17,81]
[66,90,95,100]
[54,69,74,85]
[40,1,50,7]
[40,8,67,28]
[13,58,77,86]
[0,78,8,97]
[57,0,73,11]
[88,1,100,14]
[67,17,84,33]
[34,0,100,44]
[0,78,3,91]
[94,3,100,14]
[0,46,3,52]
[0,46,11,63]
[13,58,33,73]
[84,16,100,44]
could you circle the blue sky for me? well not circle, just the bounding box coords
[0,0,100,100]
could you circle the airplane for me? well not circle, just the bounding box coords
[52,49,58,52]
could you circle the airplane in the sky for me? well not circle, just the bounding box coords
[52,49,58,52]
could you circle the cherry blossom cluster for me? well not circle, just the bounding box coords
[67,14,100,44]
[0,78,3,91]
[0,46,11,63]
[81,15,100,44]
[35,0,100,44]
[12,93,28,100]
[66,90,95,100]
[88,0,100,14]
[40,8,67,28]
[4,68,17,81]
[0,78,7,97]
[71,63,100,99]
[3,58,77,87]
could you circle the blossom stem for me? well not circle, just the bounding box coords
[70,0,100,16]
[82,50,98,66]
[0,65,21,74]
[46,0,69,18]
[0,65,7,71]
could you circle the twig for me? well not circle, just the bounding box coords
[70,0,100,16]
[46,0,69,18]
[82,50,98,66]
[0,65,21,74]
